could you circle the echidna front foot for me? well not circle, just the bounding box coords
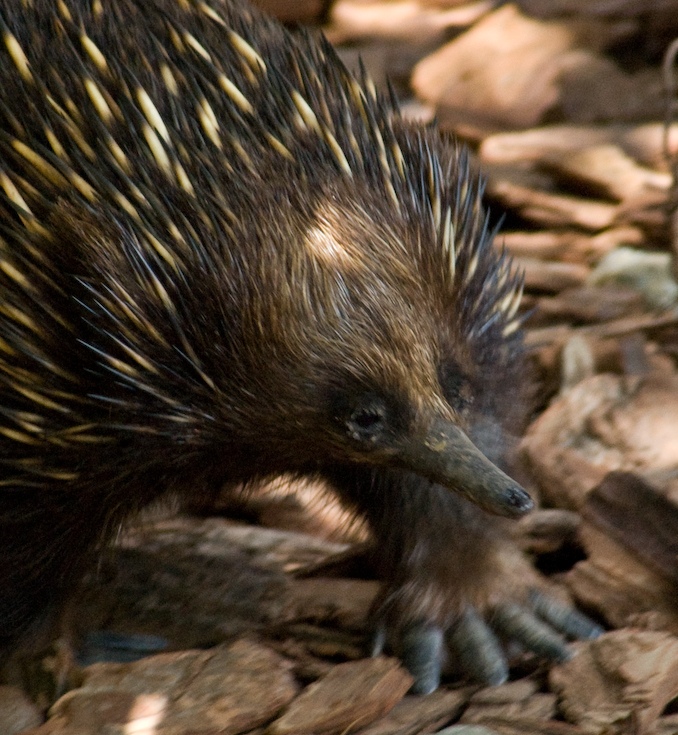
[371,610,509,695]
[377,592,602,695]
[328,467,602,694]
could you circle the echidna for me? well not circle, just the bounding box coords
[0,0,597,694]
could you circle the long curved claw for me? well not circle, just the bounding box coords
[370,595,602,693]
[529,589,604,641]
[400,621,445,695]
[447,606,508,686]
[492,603,572,663]
[370,621,387,658]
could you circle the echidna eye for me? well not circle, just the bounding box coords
[346,396,387,442]
[353,407,383,429]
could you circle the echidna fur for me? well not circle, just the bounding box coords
[0,0,527,658]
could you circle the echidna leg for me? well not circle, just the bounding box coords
[0,488,107,659]
[328,466,601,694]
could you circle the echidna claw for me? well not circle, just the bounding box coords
[400,620,445,695]
[376,593,602,693]
[491,602,573,663]
[528,589,604,641]
[447,606,508,686]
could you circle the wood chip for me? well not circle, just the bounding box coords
[453,717,586,735]
[531,286,645,326]
[288,578,378,630]
[488,179,619,230]
[499,227,644,265]
[0,686,43,735]
[327,0,493,43]
[541,144,671,203]
[568,521,678,634]
[523,370,678,508]
[550,630,678,735]
[268,657,413,735]
[513,509,581,555]
[520,373,632,509]
[582,472,678,585]
[43,640,298,735]
[514,257,590,293]
[525,309,678,349]
[565,472,678,633]
[356,689,471,735]
[412,5,582,128]
[480,123,678,171]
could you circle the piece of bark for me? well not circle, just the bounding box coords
[276,623,366,661]
[0,686,44,735]
[355,689,471,735]
[525,310,678,350]
[583,472,678,586]
[459,682,569,734]
[121,516,351,574]
[498,228,644,265]
[531,286,645,327]
[267,637,337,682]
[583,371,678,472]
[658,714,678,734]
[559,334,597,391]
[513,509,580,555]
[37,640,298,735]
[412,5,585,130]
[524,371,678,509]
[288,578,378,630]
[615,196,670,244]
[268,657,413,735]
[521,374,632,509]
[588,248,678,311]
[480,123,678,171]
[583,312,678,341]
[438,727,501,735]
[516,0,678,19]
[326,0,493,44]
[515,258,590,293]
[565,472,678,632]
[72,515,370,663]
[74,519,296,652]
[470,679,538,704]
[488,179,619,230]
[444,719,586,735]
[528,333,658,399]
[569,521,678,634]
[414,3,666,130]
[541,145,672,203]
[555,57,665,125]
[462,684,559,726]
[550,630,678,735]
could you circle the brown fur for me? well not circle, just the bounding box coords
[0,0,528,659]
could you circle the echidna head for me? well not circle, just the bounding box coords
[233,181,531,519]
